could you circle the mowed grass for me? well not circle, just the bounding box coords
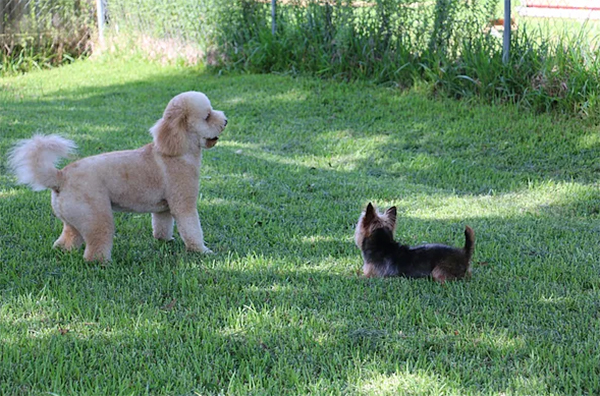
[1,57,600,395]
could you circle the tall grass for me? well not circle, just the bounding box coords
[4,0,600,119]
[1,38,80,75]
[0,0,94,75]
[215,1,497,84]
[421,26,600,119]
[209,0,600,119]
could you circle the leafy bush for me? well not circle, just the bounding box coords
[208,0,599,119]
[0,0,95,74]
[214,1,496,83]
[5,0,599,119]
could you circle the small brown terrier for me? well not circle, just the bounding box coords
[354,203,475,282]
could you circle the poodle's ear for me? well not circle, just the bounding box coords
[151,99,189,156]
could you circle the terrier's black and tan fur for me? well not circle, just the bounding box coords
[354,203,475,282]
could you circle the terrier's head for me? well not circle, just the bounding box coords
[354,202,397,250]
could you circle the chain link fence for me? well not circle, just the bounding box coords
[1,0,94,35]
[2,1,599,64]
[99,0,600,67]
[100,0,218,64]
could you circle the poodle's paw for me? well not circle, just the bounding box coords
[186,244,214,254]
[154,234,175,241]
[200,246,214,254]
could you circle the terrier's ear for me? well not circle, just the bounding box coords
[385,206,397,229]
[364,202,376,224]
[151,98,189,156]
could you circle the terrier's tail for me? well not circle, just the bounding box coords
[463,225,475,261]
[8,134,76,191]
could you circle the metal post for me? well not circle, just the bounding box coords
[502,0,511,64]
[96,0,105,46]
[271,0,276,35]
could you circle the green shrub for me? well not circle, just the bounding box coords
[197,0,597,119]
[6,0,598,119]
[0,0,94,74]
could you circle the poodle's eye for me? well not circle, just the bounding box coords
[205,112,211,121]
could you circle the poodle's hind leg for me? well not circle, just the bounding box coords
[82,212,114,262]
[53,222,84,251]
[51,189,114,262]
[152,211,174,241]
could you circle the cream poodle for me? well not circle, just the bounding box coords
[9,91,227,262]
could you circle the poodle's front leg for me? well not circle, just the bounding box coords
[152,211,174,240]
[173,210,212,253]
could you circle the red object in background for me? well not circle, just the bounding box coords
[524,0,600,10]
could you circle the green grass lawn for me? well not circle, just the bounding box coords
[1,57,599,395]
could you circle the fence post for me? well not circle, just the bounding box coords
[502,0,511,64]
[97,0,105,46]
[271,0,276,35]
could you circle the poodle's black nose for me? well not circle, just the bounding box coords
[224,119,228,127]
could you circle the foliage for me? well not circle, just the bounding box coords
[212,0,600,119]
[214,0,497,83]
[104,0,600,119]
[4,0,599,118]
[0,0,94,74]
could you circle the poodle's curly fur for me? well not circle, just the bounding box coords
[9,91,227,262]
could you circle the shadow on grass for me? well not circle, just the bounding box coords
[2,197,599,394]
[1,236,598,394]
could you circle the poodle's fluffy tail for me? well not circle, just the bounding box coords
[8,134,76,191]
[463,225,475,261]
